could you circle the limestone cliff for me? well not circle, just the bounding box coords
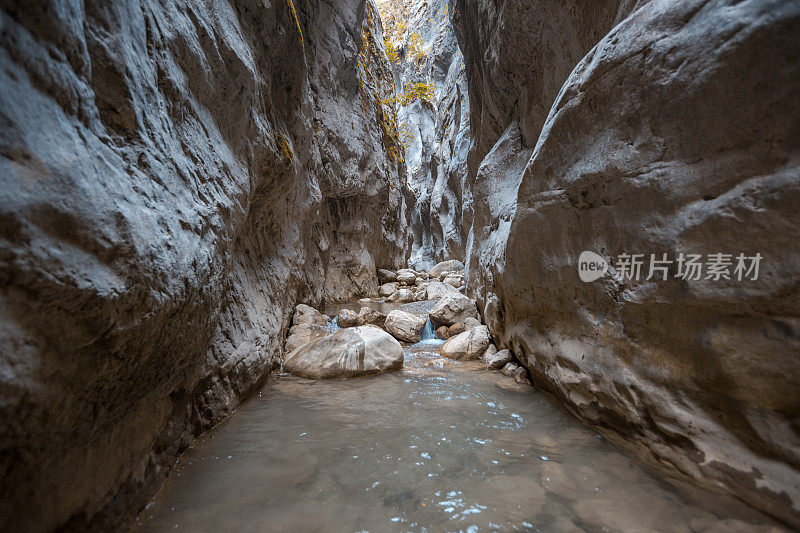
[0,0,406,529]
[378,0,469,270]
[454,0,800,526]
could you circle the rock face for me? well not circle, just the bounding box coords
[378,0,470,269]
[284,326,403,379]
[0,0,408,529]
[384,309,427,343]
[454,0,800,525]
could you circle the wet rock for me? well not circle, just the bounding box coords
[357,307,386,328]
[436,326,450,340]
[384,310,427,343]
[0,0,409,527]
[501,362,520,377]
[285,324,329,354]
[379,282,399,297]
[456,0,800,521]
[337,309,359,329]
[377,269,397,284]
[485,349,513,370]
[440,325,491,361]
[513,367,531,386]
[424,281,460,300]
[429,260,465,279]
[284,327,403,380]
[388,289,415,303]
[448,322,466,337]
[480,344,497,363]
[293,304,327,327]
[429,293,479,327]
[397,271,417,285]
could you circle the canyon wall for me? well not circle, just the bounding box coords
[378,0,469,270]
[454,0,800,526]
[0,0,406,529]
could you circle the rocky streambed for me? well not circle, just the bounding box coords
[133,262,785,531]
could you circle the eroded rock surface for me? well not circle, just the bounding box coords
[453,0,800,525]
[284,326,404,379]
[0,0,408,529]
[384,309,427,343]
[378,0,470,269]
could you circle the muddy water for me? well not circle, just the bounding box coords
[135,305,782,532]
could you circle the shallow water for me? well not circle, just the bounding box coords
[134,343,782,532]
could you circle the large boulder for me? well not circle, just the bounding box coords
[285,324,330,354]
[388,288,415,303]
[379,282,399,297]
[284,326,403,379]
[384,310,427,343]
[484,348,513,370]
[293,304,327,327]
[377,269,397,284]
[429,260,465,279]
[429,293,479,327]
[424,281,460,300]
[397,271,418,285]
[357,307,386,328]
[336,308,358,329]
[440,325,491,361]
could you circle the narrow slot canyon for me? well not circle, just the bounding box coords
[1,1,798,531]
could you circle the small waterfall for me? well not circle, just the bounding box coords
[410,318,444,348]
[419,318,435,341]
[327,317,340,333]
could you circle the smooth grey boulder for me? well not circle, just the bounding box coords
[397,271,417,285]
[357,307,386,328]
[384,310,427,343]
[377,269,398,284]
[480,344,497,362]
[485,349,513,370]
[429,293,479,327]
[440,326,491,361]
[293,304,327,327]
[501,362,520,377]
[380,282,399,297]
[285,324,330,354]
[429,260,465,279]
[388,289,415,303]
[337,309,359,329]
[284,327,403,380]
[424,281,460,300]
[462,317,481,330]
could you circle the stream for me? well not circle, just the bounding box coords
[134,302,781,532]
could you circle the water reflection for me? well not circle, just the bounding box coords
[135,346,784,532]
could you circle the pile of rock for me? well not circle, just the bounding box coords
[281,259,532,386]
[429,292,531,386]
[376,260,465,303]
[283,304,401,380]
